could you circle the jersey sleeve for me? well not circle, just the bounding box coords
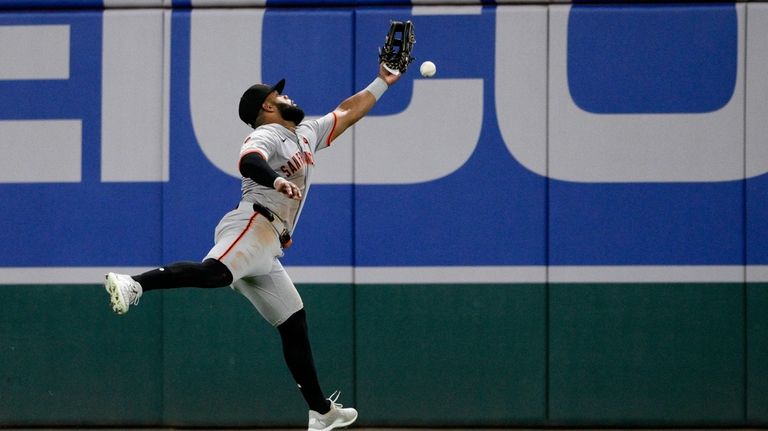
[239,129,278,162]
[305,112,338,152]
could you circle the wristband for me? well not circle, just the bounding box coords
[365,77,388,101]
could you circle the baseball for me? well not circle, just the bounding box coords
[420,61,437,78]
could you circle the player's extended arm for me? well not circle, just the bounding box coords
[239,153,301,200]
[328,63,402,142]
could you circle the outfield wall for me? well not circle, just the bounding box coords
[1,1,767,427]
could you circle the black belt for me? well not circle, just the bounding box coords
[252,202,275,222]
[252,202,292,248]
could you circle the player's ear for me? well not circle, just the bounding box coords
[261,101,275,113]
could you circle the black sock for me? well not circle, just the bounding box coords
[278,309,331,414]
[133,258,233,292]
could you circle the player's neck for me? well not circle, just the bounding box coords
[279,120,297,133]
[268,117,297,133]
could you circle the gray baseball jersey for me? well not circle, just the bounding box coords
[201,112,338,326]
[239,112,337,234]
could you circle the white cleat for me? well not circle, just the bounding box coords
[307,391,358,431]
[104,272,142,315]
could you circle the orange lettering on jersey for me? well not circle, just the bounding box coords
[286,159,298,174]
[279,151,315,178]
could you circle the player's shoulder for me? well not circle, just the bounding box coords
[300,113,335,127]
[243,124,284,145]
[297,113,334,134]
[254,123,285,137]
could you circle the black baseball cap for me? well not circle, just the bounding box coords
[238,78,286,127]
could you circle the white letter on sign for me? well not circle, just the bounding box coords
[0,25,81,183]
[190,9,265,178]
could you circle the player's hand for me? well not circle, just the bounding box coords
[378,63,402,86]
[274,177,302,200]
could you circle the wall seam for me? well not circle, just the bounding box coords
[544,3,551,424]
[742,2,749,425]
[351,7,358,410]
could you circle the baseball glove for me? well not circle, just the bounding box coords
[378,20,416,74]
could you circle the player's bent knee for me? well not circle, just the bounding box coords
[202,258,234,286]
[277,308,307,334]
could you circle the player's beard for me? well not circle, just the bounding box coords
[278,103,305,125]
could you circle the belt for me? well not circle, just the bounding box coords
[249,201,292,249]
[252,201,276,222]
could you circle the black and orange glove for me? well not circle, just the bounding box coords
[378,20,416,74]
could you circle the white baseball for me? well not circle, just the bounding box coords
[420,61,437,78]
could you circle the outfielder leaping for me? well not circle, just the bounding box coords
[103,58,402,429]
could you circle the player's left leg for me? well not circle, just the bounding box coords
[233,261,357,431]
[232,263,325,409]
[277,308,330,414]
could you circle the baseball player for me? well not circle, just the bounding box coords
[104,62,402,431]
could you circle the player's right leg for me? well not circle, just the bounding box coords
[204,203,282,281]
[104,258,233,315]
[104,204,269,315]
